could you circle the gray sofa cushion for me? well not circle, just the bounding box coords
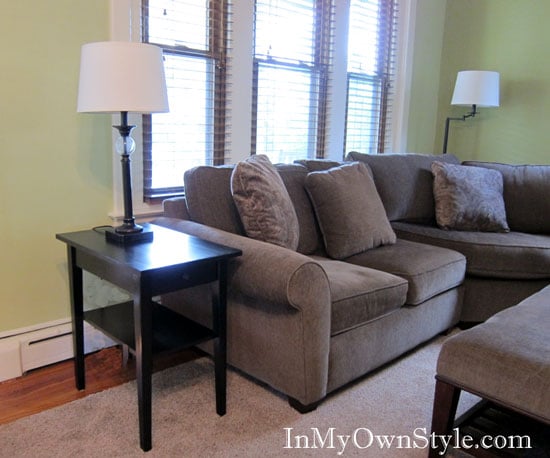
[310,256,408,335]
[277,164,322,255]
[393,222,550,280]
[344,239,466,305]
[231,154,300,250]
[431,161,509,232]
[184,165,243,234]
[463,161,550,234]
[305,162,396,259]
[346,152,460,223]
[294,159,344,172]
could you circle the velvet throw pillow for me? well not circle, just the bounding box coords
[305,162,396,260]
[231,154,300,250]
[431,161,510,232]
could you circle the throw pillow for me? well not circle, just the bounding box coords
[305,162,396,260]
[431,161,510,232]
[231,154,300,250]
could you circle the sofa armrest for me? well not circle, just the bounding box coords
[152,217,332,406]
[162,197,190,220]
[152,217,330,311]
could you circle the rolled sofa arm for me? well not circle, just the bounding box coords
[152,216,332,406]
[152,217,330,310]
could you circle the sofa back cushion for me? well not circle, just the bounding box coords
[184,165,244,234]
[184,162,322,254]
[463,161,550,233]
[276,164,322,254]
[294,159,344,172]
[346,152,460,223]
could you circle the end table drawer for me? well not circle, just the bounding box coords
[146,262,218,294]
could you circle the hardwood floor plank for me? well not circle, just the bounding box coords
[0,346,201,425]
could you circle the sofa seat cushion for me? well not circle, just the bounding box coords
[344,239,466,305]
[393,222,550,280]
[310,256,408,335]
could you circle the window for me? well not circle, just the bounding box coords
[141,0,230,200]
[252,0,334,164]
[344,0,398,154]
[135,0,400,206]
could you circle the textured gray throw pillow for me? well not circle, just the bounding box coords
[231,154,300,250]
[431,161,509,232]
[305,162,396,260]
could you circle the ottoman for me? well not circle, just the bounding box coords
[429,286,550,457]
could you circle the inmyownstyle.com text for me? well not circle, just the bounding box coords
[283,427,531,455]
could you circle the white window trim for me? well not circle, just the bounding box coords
[107,0,416,220]
[391,0,417,154]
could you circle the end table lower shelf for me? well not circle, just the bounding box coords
[84,301,215,355]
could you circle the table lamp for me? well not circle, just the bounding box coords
[442,70,499,154]
[77,41,169,243]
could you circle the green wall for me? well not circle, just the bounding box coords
[1,0,548,335]
[405,0,447,155]
[0,1,112,333]
[434,0,550,164]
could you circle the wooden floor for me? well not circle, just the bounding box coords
[0,346,200,425]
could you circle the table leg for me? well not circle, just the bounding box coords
[67,246,85,390]
[214,260,228,416]
[134,290,153,452]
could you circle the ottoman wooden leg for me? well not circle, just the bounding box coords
[429,378,461,457]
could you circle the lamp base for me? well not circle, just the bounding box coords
[105,225,154,244]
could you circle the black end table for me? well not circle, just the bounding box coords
[56,223,241,451]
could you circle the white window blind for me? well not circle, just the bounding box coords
[252,0,334,163]
[142,0,231,200]
[345,0,397,155]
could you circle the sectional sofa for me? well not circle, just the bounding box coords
[346,152,550,322]
[153,153,549,411]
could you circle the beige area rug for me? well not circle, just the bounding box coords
[0,333,480,457]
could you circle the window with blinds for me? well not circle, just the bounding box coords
[252,0,334,164]
[141,0,230,200]
[344,0,398,155]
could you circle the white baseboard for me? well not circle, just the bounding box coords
[0,319,116,383]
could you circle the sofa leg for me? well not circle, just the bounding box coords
[288,397,321,413]
[429,379,461,458]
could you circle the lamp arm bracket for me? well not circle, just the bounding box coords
[442,104,478,154]
[461,104,478,120]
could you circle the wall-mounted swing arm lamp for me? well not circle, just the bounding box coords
[442,70,499,154]
[77,41,169,244]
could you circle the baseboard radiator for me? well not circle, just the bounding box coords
[0,319,116,382]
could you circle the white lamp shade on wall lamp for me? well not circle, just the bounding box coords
[451,71,500,108]
[77,41,169,243]
[443,70,500,154]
